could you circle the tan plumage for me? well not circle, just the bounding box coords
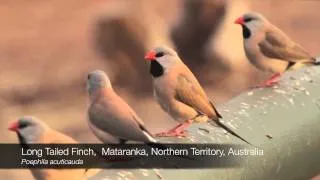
[153,62,220,123]
[175,73,221,119]
[258,31,314,64]
[87,70,157,144]
[145,46,250,144]
[235,12,317,74]
[8,116,94,180]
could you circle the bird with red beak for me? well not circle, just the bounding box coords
[8,121,19,131]
[8,116,51,144]
[144,46,251,145]
[235,12,319,87]
[144,50,156,60]
[234,16,245,25]
[8,116,90,180]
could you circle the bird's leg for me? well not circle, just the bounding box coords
[155,120,193,137]
[264,73,282,86]
[255,73,282,88]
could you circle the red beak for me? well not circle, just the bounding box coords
[8,121,19,132]
[144,51,156,61]
[234,16,245,25]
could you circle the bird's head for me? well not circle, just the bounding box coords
[144,46,181,78]
[234,12,269,39]
[8,116,48,144]
[86,70,112,94]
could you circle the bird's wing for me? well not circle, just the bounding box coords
[40,130,77,144]
[130,111,154,137]
[131,113,157,142]
[259,31,314,63]
[175,68,250,144]
[174,73,220,119]
[89,97,154,142]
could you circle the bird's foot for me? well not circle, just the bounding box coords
[155,130,187,137]
[254,73,282,88]
[155,120,192,137]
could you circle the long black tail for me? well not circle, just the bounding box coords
[208,101,252,145]
[216,120,252,146]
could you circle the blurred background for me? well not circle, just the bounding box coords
[0,0,319,179]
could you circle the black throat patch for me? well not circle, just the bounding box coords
[17,132,29,148]
[242,25,251,39]
[150,60,164,78]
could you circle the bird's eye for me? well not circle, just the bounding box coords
[155,52,164,58]
[244,17,252,22]
[19,122,28,129]
[87,74,91,80]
